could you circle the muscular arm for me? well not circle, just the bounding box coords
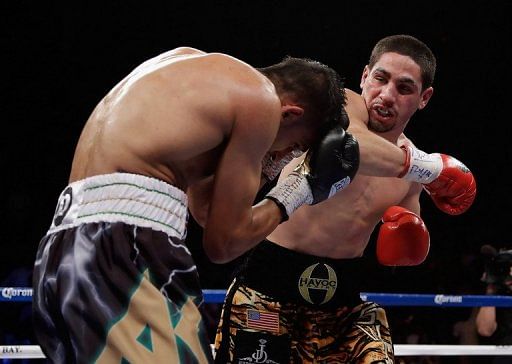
[345,89,407,176]
[476,284,498,336]
[476,307,498,337]
[188,173,271,228]
[203,82,283,264]
[272,89,412,180]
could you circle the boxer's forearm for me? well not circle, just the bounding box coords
[203,198,282,264]
[348,124,406,177]
[476,306,497,336]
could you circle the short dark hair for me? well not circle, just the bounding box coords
[258,57,347,136]
[369,34,436,90]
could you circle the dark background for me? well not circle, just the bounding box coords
[1,0,511,353]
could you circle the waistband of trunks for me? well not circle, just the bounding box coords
[241,240,363,309]
[47,173,188,239]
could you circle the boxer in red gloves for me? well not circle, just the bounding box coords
[214,35,476,364]
[377,206,430,266]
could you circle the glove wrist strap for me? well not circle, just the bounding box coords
[399,145,443,184]
[261,149,304,182]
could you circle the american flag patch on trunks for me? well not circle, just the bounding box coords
[246,309,279,333]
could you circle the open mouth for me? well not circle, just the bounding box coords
[374,105,392,118]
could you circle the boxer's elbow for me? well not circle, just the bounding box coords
[477,323,497,337]
[203,217,265,263]
[476,315,497,337]
[203,233,239,264]
[204,242,231,264]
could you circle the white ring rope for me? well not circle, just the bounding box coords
[395,344,512,356]
[3,288,512,358]
[2,344,512,359]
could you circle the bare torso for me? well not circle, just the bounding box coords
[69,48,275,192]
[268,91,422,259]
[268,171,416,258]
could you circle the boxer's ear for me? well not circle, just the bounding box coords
[281,105,304,125]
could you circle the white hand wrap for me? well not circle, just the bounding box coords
[265,172,313,219]
[261,149,304,181]
[399,145,443,184]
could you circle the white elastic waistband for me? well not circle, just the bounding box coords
[48,173,188,239]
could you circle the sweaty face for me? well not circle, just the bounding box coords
[360,52,431,133]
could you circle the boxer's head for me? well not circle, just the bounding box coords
[481,244,512,293]
[259,56,348,154]
[360,35,436,134]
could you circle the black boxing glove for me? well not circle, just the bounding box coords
[265,125,359,221]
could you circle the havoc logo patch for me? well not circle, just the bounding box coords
[298,263,338,304]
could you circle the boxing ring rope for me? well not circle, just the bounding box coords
[2,287,512,359]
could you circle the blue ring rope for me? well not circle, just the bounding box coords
[2,287,512,307]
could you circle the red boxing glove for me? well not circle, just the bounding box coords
[423,154,476,215]
[377,206,430,266]
[399,146,476,215]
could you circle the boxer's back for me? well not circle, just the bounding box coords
[69,48,271,189]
